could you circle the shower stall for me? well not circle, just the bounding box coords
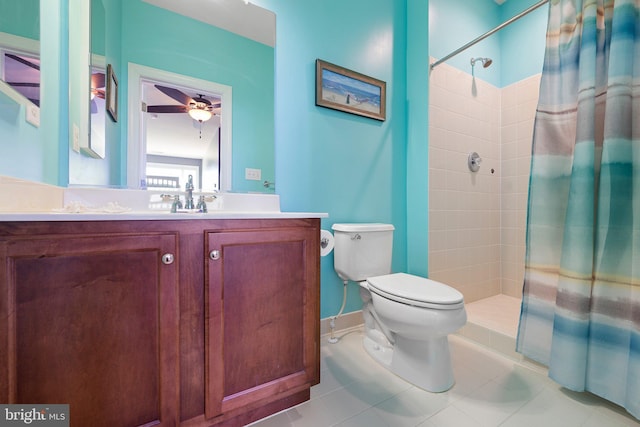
[427,0,548,356]
[428,60,540,353]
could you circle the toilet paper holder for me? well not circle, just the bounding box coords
[320,229,335,257]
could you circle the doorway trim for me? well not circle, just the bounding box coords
[127,62,232,191]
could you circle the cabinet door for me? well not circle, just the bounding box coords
[0,233,179,427]
[205,227,319,420]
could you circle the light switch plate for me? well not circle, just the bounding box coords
[72,124,80,153]
[25,104,40,127]
[245,168,262,181]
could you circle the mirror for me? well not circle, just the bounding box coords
[69,0,276,193]
[0,1,40,108]
[0,0,275,192]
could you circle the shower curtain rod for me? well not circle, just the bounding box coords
[430,0,549,70]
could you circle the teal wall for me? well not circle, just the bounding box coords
[0,0,40,40]
[256,0,411,317]
[406,0,430,278]
[0,91,43,181]
[429,0,546,88]
[500,0,547,86]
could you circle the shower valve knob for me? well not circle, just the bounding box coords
[468,152,482,172]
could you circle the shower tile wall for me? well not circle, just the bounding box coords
[500,74,540,298]
[428,59,540,303]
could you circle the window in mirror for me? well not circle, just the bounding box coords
[0,0,40,107]
[1,49,39,105]
[146,156,201,190]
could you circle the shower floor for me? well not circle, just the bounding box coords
[465,294,521,337]
[457,294,524,362]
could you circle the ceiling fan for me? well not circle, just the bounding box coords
[145,84,221,122]
[90,71,105,114]
[3,53,40,106]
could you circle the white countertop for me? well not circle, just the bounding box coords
[0,211,328,221]
[0,177,328,221]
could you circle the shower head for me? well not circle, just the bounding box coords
[471,57,493,68]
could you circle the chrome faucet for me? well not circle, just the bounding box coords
[196,195,208,213]
[184,174,195,210]
[170,195,183,213]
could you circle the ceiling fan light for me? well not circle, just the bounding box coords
[188,107,212,122]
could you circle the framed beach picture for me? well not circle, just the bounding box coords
[106,64,118,122]
[315,59,386,121]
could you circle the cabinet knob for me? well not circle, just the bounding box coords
[162,253,175,265]
[209,250,220,260]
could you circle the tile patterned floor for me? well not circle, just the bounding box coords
[249,326,640,427]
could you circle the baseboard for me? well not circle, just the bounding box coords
[320,310,363,336]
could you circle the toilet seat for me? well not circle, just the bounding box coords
[367,273,464,310]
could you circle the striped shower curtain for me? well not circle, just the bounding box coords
[516,0,639,419]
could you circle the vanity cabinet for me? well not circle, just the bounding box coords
[205,227,319,423]
[0,228,180,427]
[0,218,320,427]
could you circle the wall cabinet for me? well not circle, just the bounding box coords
[0,218,320,427]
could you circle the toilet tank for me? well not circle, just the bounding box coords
[332,223,394,282]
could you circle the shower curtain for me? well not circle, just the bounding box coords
[516,0,639,419]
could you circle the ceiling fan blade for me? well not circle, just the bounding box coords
[154,85,193,106]
[146,105,189,114]
[5,53,40,71]
[92,89,105,99]
[91,72,106,89]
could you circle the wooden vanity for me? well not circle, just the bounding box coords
[0,216,321,427]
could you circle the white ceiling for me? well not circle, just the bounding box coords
[141,0,276,47]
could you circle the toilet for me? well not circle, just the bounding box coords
[332,223,466,392]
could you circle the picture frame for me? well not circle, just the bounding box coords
[315,59,386,121]
[106,63,118,122]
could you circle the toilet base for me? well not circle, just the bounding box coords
[363,334,455,393]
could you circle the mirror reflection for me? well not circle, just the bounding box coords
[0,0,40,106]
[71,0,276,193]
[90,0,106,159]
[143,81,223,191]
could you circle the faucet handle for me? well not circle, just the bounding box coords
[170,195,183,213]
[196,195,208,213]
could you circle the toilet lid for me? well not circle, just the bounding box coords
[367,273,464,309]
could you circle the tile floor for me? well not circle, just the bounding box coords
[249,326,640,427]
